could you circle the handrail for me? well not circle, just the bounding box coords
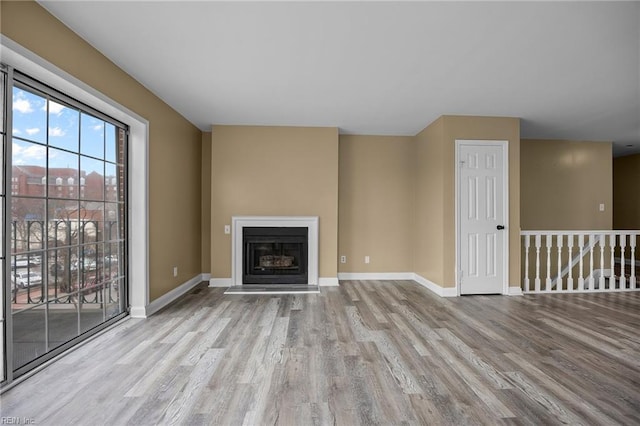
[521,230,640,236]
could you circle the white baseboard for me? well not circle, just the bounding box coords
[337,272,414,281]
[508,286,523,296]
[134,273,207,318]
[441,286,458,297]
[129,306,147,318]
[319,277,340,286]
[209,278,232,287]
[413,273,458,297]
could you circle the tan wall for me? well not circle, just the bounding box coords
[201,132,212,272]
[521,139,613,230]
[338,135,414,273]
[210,125,339,279]
[613,153,640,230]
[1,1,204,301]
[413,117,446,284]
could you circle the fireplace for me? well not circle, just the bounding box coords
[243,227,308,284]
[230,216,319,286]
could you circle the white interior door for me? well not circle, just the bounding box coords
[458,142,508,295]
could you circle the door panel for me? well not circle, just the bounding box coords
[459,143,507,294]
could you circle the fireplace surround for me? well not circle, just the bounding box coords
[232,216,319,286]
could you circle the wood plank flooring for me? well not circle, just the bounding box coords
[1,280,639,425]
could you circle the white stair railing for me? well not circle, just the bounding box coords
[521,230,639,294]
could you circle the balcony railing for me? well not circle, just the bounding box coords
[10,219,123,307]
[521,230,639,294]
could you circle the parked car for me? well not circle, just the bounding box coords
[11,257,29,270]
[70,258,97,272]
[12,271,43,288]
[11,254,43,270]
[103,255,119,267]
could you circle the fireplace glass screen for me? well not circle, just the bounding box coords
[243,227,308,284]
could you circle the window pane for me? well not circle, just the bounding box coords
[106,278,124,320]
[48,101,79,152]
[26,252,45,276]
[80,112,104,159]
[118,241,126,279]
[47,247,78,300]
[81,156,104,200]
[11,197,45,254]
[79,241,100,271]
[48,148,79,199]
[13,306,47,369]
[80,284,105,333]
[12,87,46,144]
[105,163,117,202]
[105,122,116,163]
[11,269,42,308]
[48,199,80,247]
[12,139,46,197]
[79,203,103,244]
[105,203,124,241]
[104,242,119,279]
[48,298,79,351]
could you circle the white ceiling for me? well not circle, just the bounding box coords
[39,1,640,156]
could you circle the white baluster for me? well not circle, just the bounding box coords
[535,234,541,292]
[524,235,531,292]
[610,234,617,290]
[567,235,574,291]
[556,234,563,291]
[578,234,585,290]
[546,235,553,291]
[588,234,595,291]
[598,234,606,291]
[620,234,627,290]
[631,235,637,289]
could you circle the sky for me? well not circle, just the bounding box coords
[12,87,118,174]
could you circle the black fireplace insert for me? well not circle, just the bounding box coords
[243,227,308,284]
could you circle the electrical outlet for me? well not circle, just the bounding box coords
[173,266,178,277]
[224,225,231,234]
[365,256,370,264]
[599,203,605,212]
[340,255,347,264]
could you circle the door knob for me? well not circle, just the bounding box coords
[497,225,505,230]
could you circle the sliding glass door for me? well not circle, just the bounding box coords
[2,66,129,382]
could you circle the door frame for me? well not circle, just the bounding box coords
[455,140,509,296]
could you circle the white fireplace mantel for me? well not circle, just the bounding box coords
[231,216,319,286]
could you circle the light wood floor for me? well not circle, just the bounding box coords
[2,280,639,425]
